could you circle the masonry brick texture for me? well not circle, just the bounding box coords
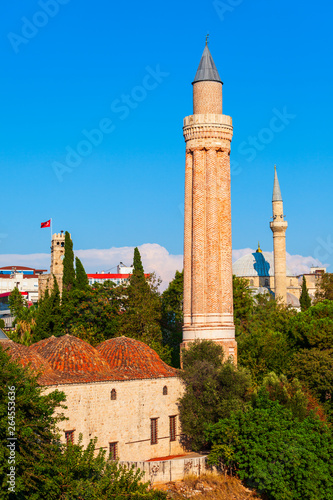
[193,81,222,114]
[182,76,237,361]
[38,232,65,298]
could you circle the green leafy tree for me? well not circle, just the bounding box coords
[315,272,333,303]
[0,346,166,499]
[51,436,167,500]
[75,257,89,291]
[34,277,62,341]
[178,340,252,451]
[205,393,333,500]
[161,270,183,367]
[119,248,170,362]
[0,344,67,499]
[300,276,312,311]
[261,372,312,421]
[8,287,25,323]
[289,348,333,418]
[236,293,296,382]
[63,231,75,293]
[61,287,119,341]
[0,318,5,329]
[288,300,333,350]
[233,275,253,330]
[237,327,294,383]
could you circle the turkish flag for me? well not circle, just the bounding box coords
[41,220,51,228]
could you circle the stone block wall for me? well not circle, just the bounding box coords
[44,376,185,462]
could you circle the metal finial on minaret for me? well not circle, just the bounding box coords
[206,33,209,45]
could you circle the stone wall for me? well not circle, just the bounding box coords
[44,376,184,462]
[121,455,208,484]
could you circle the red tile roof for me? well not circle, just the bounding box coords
[1,335,178,386]
[97,337,178,379]
[0,340,61,385]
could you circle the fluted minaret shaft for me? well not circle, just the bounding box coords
[270,166,288,304]
[182,44,237,361]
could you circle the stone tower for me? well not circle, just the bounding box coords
[38,231,65,298]
[270,166,288,304]
[50,231,66,276]
[181,43,237,361]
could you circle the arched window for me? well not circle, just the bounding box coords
[111,389,117,400]
[163,386,168,395]
[250,279,254,286]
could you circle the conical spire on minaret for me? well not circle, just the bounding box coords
[193,40,222,84]
[272,165,283,202]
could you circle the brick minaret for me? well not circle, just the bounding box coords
[270,166,288,304]
[181,43,237,361]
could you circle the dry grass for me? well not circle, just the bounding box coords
[157,473,262,499]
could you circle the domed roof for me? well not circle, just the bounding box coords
[233,250,293,277]
[287,293,300,308]
[97,337,178,379]
[30,334,111,375]
[4,335,178,386]
[1,339,59,384]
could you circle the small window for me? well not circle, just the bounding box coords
[163,386,168,395]
[111,389,117,400]
[151,418,158,445]
[169,416,177,442]
[250,279,254,286]
[109,442,118,460]
[265,279,269,286]
[65,430,74,445]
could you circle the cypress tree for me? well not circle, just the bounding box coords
[8,287,25,322]
[34,277,62,341]
[133,247,144,274]
[34,288,51,341]
[63,231,75,292]
[48,276,62,336]
[119,247,168,360]
[300,276,311,311]
[75,257,89,291]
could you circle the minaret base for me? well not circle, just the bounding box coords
[181,325,237,365]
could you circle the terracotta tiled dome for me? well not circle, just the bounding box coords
[97,337,178,379]
[30,334,110,375]
[1,339,57,382]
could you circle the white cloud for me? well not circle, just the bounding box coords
[76,243,183,291]
[285,252,326,276]
[232,248,255,262]
[0,245,326,291]
[0,253,50,270]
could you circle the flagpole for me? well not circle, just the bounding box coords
[50,218,52,243]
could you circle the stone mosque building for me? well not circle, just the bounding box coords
[232,166,326,308]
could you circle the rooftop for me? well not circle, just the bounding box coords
[2,335,178,386]
[193,44,222,84]
[233,250,293,277]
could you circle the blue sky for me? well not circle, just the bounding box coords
[1,0,332,275]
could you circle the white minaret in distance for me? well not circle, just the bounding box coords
[270,166,288,304]
[181,42,237,362]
